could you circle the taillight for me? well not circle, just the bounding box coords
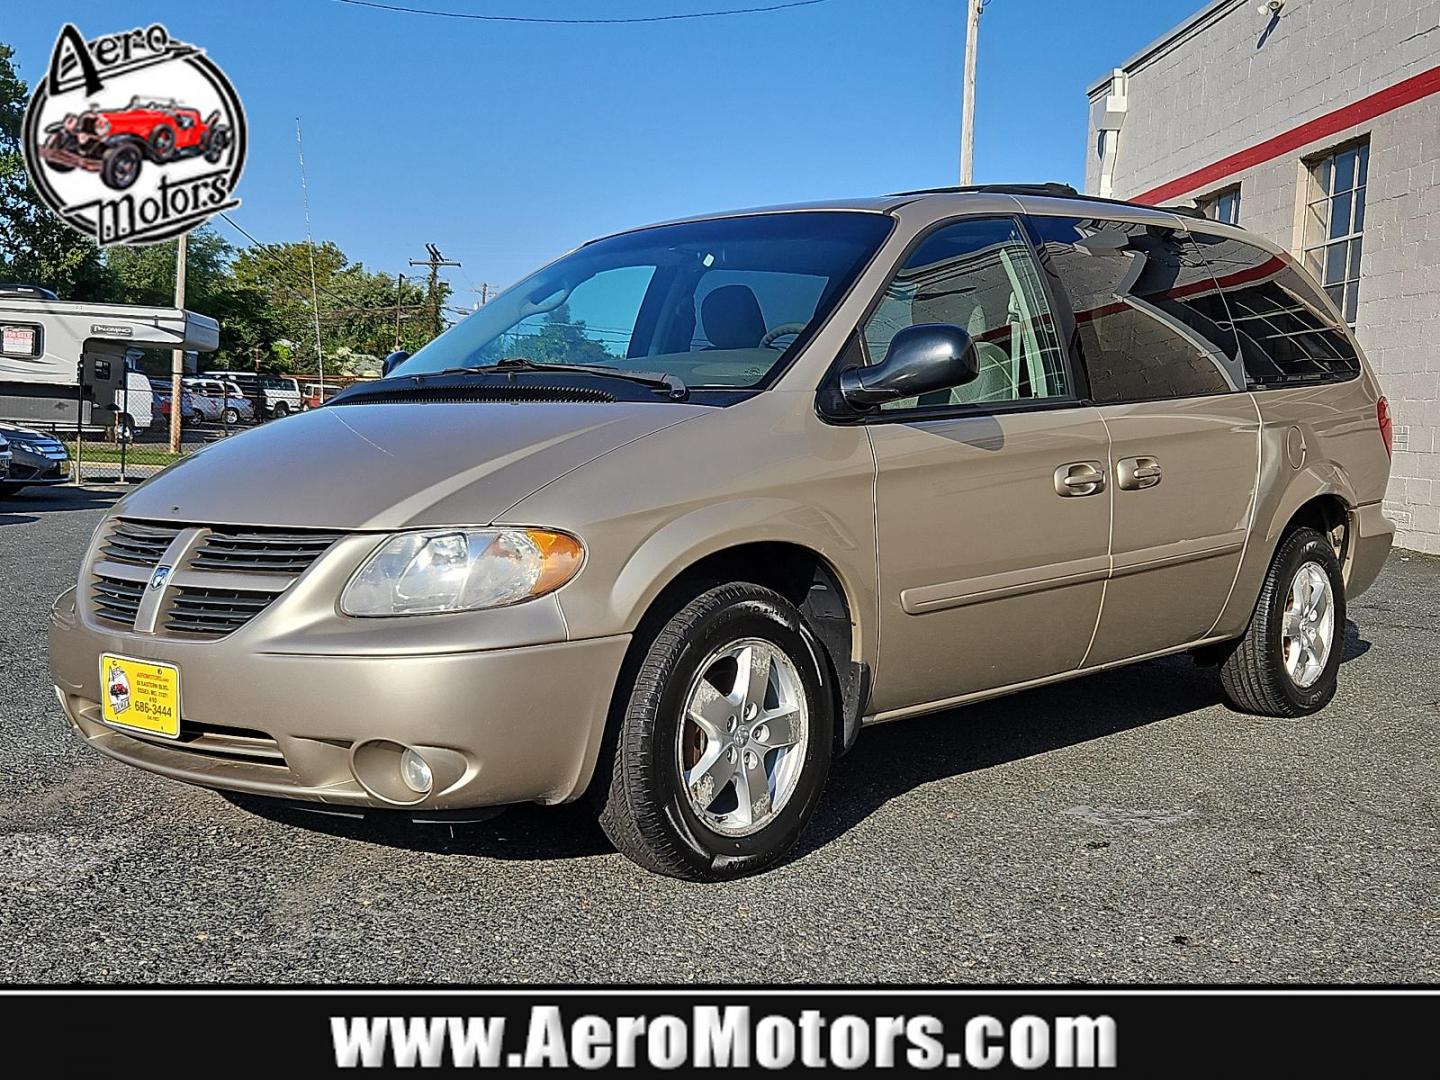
[1377,396,1393,458]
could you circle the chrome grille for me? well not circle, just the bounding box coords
[91,573,145,626]
[191,527,344,573]
[101,520,182,567]
[165,586,287,636]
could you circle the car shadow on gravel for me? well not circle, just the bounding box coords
[223,622,1372,868]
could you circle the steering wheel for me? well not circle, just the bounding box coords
[759,322,808,349]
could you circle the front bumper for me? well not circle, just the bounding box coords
[50,588,630,809]
[6,448,69,484]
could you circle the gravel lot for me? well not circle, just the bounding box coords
[1,485,1436,984]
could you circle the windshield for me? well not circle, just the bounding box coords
[392,212,892,388]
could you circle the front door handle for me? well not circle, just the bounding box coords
[1117,456,1163,491]
[1054,461,1106,497]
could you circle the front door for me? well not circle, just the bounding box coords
[1026,214,1260,665]
[862,216,1111,714]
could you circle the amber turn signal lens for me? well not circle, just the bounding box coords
[528,529,585,596]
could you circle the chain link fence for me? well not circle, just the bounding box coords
[6,373,369,488]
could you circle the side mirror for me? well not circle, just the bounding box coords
[382,350,409,377]
[839,323,979,408]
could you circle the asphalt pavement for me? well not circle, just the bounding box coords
[1,485,1436,983]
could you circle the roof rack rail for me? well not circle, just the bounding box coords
[888,184,1244,229]
[889,183,1081,198]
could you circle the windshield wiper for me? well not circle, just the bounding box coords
[433,357,688,400]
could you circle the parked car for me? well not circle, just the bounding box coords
[0,431,9,485]
[182,377,254,424]
[49,185,1393,880]
[39,96,232,191]
[206,371,304,418]
[301,382,341,410]
[149,378,199,426]
[0,424,69,494]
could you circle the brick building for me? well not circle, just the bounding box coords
[1086,0,1440,552]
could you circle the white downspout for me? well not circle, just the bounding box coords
[1093,69,1129,198]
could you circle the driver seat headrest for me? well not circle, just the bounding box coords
[702,284,766,350]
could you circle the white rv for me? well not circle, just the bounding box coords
[0,292,219,434]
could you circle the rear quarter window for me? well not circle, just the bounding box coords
[1189,233,1360,389]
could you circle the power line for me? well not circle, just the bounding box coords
[333,0,834,24]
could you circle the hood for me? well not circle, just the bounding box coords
[0,425,47,440]
[115,400,703,530]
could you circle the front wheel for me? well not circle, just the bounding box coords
[271,402,290,418]
[1219,526,1346,717]
[99,143,142,190]
[598,583,834,880]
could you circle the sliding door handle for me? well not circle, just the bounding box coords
[1117,456,1163,491]
[1054,461,1106,497]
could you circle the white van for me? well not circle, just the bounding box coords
[114,370,153,439]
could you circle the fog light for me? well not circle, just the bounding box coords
[400,748,433,794]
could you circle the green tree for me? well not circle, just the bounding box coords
[508,303,616,365]
[0,43,110,298]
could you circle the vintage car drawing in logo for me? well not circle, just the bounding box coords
[21,23,246,246]
[106,662,131,717]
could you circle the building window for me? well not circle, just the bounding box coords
[1200,186,1241,225]
[1302,139,1369,326]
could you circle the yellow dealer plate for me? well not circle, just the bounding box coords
[99,655,180,739]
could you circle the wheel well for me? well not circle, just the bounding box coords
[1284,494,1350,563]
[614,542,865,769]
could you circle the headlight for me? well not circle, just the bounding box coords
[93,116,110,135]
[14,441,40,453]
[341,528,584,617]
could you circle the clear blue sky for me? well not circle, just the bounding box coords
[5,0,1202,301]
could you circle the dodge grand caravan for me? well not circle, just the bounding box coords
[50,185,1394,880]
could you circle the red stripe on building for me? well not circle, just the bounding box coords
[1133,63,1440,205]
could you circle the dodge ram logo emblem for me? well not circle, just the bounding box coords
[20,22,246,246]
[149,565,171,591]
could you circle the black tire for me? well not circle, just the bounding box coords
[1219,526,1346,717]
[99,143,142,190]
[598,582,834,881]
[271,402,290,418]
[222,406,241,425]
[149,124,176,161]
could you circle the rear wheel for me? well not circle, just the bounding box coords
[222,406,241,425]
[598,583,833,880]
[271,401,290,418]
[148,124,176,161]
[1219,526,1345,717]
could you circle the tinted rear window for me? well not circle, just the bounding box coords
[1027,216,1239,404]
[1189,234,1360,388]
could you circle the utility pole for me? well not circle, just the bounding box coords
[393,272,406,351]
[409,244,460,341]
[168,233,187,453]
[960,0,983,185]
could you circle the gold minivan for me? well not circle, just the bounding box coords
[50,186,1394,879]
